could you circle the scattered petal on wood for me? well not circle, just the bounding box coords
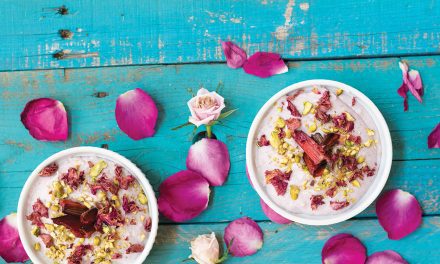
[243,52,288,78]
[221,41,247,69]
[428,123,440,148]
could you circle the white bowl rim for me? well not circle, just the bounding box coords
[246,79,393,226]
[17,146,159,264]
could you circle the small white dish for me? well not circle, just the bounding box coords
[246,80,392,225]
[17,146,158,264]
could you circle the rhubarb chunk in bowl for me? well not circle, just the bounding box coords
[246,80,392,225]
[17,147,158,264]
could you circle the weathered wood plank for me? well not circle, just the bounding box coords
[1,0,440,70]
[0,56,439,223]
[147,216,440,263]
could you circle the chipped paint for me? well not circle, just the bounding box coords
[275,0,295,40]
[299,2,309,11]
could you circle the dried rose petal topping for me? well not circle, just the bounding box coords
[0,213,29,263]
[126,244,144,254]
[115,88,158,140]
[322,233,367,264]
[366,250,408,264]
[61,168,85,190]
[330,200,350,210]
[428,123,440,148]
[67,245,92,264]
[145,217,152,232]
[257,134,270,147]
[265,169,290,195]
[20,98,68,141]
[158,170,210,222]
[287,100,301,117]
[310,195,325,210]
[186,138,230,186]
[221,41,247,69]
[39,234,54,248]
[260,199,291,224]
[26,199,49,227]
[332,113,354,132]
[122,195,139,214]
[91,174,119,194]
[243,52,288,78]
[326,187,337,198]
[96,205,124,228]
[224,217,263,257]
[286,118,301,132]
[376,189,422,240]
[115,167,135,190]
[38,163,58,177]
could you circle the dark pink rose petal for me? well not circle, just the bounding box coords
[0,213,30,263]
[186,138,230,186]
[221,41,247,69]
[428,123,440,148]
[376,189,422,240]
[20,98,68,141]
[321,233,366,264]
[260,199,291,224]
[115,88,158,140]
[224,217,263,257]
[366,250,408,264]
[158,170,210,222]
[397,61,423,111]
[243,52,288,78]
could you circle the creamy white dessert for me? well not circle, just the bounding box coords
[254,85,380,215]
[25,155,151,264]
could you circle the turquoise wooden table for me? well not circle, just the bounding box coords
[1,1,439,263]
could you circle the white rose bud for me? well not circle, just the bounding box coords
[189,232,220,264]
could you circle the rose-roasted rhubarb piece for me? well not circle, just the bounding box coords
[294,130,329,165]
[60,199,89,215]
[52,215,96,238]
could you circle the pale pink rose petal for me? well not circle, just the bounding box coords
[428,123,440,148]
[20,98,68,141]
[158,170,210,222]
[0,213,30,263]
[221,41,247,69]
[260,199,291,224]
[186,138,230,186]
[243,52,288,78]
[321,233,366,264]
[366,250,408,264]
[376,189,422,240]
[115,88,158,140]
[224,217,263,257]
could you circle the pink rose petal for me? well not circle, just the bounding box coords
[224,217,263,257]
[366,250,408,264]
[243,52,288,78]
[20,98,68,141]
[397,61,423,111]
[428,123,440,148]
[158,170,210,222]
[321,233,366,264]
[0,213,30,263]
[260,199,291,224]
[186,138,230,186]
[221,41,247,69]
[376,189,422,240]
[115,88,158,140]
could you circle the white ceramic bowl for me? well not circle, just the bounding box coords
[17,146,159,264]
[246,80,392,225]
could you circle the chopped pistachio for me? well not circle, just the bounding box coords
[102,225,110,234]
[357,156,365,163]
[285,129,292,139]
[277,107,282,112]
[78,238,85,244]
[138,193,148,205]
[321,127,331,133]
[270,131,282,149]
[280,157,288,165]
[364,139,373,147]
[345,112,355,121]
[114,199,121,207]
[45,224,55,232]
[50,205,60,212]
[53,181,64,198]
[83,201,92,208]
[351,180,361,188]
[97,191,106,201]
[111,195,118,201]
[366,128,375,136]
[289,185,300,200]
[31,226,40,236]
[34,242,41,251]
[275,117,286,128]
[89,160,108,177]
[66,185,73,194]
[336,88,344,96]
[294,155,301,164]
[303,101,313,115]
[308,122,317,133]
[93,236,101,246]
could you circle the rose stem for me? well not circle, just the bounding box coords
[206,125,212,138]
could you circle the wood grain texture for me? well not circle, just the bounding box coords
[1,0,440,71]
[0,56,439,225]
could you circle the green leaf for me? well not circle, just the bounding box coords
[216,238,234,263]
[171,122,193,131]
[216,81,224,93]
[218,109,238,120]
